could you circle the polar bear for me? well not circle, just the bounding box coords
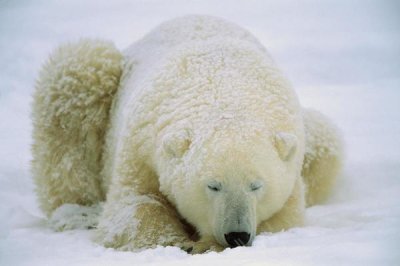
[32,15,342,253]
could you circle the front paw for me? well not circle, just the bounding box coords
[180,238,224,254]
[191,240,224,254]
[49,203,102,231]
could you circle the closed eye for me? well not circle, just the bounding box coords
[250,182,262,191]
[207,182,222,192]
[208,185,220,191]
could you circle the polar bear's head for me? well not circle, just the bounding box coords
[159,128,301,248]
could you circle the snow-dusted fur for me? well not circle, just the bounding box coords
[31,15,343,253]
[31,39,123,215]
[302,109,343,206]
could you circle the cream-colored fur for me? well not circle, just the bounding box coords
[32,15,343,254]
[302,109,343,206]
[31,39,123,215]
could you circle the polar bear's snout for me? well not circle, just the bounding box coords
[224,232,251,247]
[219,207,255,247]
[210,187,257,247]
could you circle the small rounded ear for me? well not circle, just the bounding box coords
[162,130,191,158]
[274,132,297,161]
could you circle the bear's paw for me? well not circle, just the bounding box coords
[180,237,224,254]
[49,203,102,231]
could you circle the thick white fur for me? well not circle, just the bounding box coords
[32,39,123,215]
[302,109,343,206]
[32,15,343,253]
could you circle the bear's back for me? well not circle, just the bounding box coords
[107,15,269,149]
[103,16,303,191]
[125,15,264,58]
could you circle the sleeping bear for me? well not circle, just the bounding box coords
[32,15,342,253]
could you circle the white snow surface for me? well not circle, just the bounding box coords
[0,0,399,265]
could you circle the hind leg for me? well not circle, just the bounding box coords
[32,39,123,217]
[302,109,343,206]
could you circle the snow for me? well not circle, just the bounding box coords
[0,0,399,265]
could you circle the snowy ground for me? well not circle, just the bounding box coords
[0,0,399,265]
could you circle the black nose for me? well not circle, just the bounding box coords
[224,232,250,247]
